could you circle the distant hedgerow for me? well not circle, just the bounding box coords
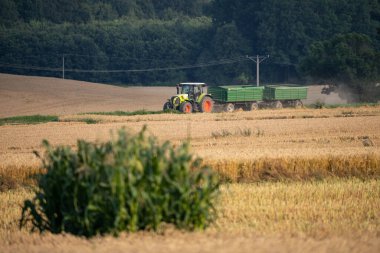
[20,126,219,237]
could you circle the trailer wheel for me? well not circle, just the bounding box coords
[180,102,193,114]
[274,101,283,109]
[199,96,214,113]
[250,102,259,111]
[294,100,303,108]
[224,103,235,112]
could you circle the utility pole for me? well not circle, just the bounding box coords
[247,55,269,86]
[62,54,65,79]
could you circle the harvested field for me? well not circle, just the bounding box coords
[1,107,379,183]
[0,74,379,252]
[1,231,377,253]
[1,179,379,253]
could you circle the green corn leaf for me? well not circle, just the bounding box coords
[20,126,219,237]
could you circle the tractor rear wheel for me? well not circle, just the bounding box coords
[199,96,214,113]
[180,102,193,114]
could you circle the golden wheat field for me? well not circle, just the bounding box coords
[0,74,379,252]
[1,180,379,253]
[1,106,380,182]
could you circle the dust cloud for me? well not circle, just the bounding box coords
[303,85,355,105]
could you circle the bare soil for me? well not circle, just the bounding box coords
[0,73,347,118]
[0,74,174,117]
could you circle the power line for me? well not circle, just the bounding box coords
[0,63,61,72]
[3,52,246,63]
[0,56,249,74]
[65,57,248,73]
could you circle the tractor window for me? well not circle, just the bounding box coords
[194,86,202,94]
[181,85,192,94]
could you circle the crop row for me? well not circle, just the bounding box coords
[1,153,379,191]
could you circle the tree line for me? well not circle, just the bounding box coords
[0,0,211,24]
[0,0,379,101]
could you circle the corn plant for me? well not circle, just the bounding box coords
[20,126,219,237]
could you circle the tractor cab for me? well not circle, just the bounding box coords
[163,82,214,113]
[177,83,206,100]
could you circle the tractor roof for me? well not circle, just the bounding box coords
[178,82,207,86]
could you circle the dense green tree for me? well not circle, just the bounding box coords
[301,33,380,101]
[0,17,213,84]
[0,0,19,26]
[2,0,210,24]
[210,0,380,83]
[206,0,380,100]
[195,22,252,84]
[1,0,379,100]
[301,34,378,81]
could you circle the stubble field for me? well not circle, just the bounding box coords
[0,74,379,252]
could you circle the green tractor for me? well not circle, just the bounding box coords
[163,83,214,113]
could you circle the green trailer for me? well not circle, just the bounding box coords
[263,85,308,109]
[264,85,308,100]
[209,85,264,112]
[209,84,308,112]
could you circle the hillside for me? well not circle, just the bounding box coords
[0,73,349,118]
[0,74,173,117]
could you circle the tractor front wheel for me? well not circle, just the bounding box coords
[180,102,193,114]
[199,96,214,113]
[163,102,172,111]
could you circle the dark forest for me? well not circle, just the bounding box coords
[0,0,379,100]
